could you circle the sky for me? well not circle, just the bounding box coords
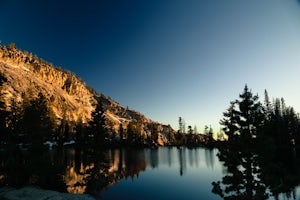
[1,0,300,132]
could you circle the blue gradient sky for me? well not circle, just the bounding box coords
[1,0,300,132]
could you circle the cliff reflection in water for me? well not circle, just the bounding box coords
[61,148,151,194]
[61,147,217,194]
[0,147,217,196]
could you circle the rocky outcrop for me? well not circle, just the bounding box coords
[0,45,96,123]
[0,44,175,144]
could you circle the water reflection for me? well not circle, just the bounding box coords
[62,148,149,194]
[212,143,300,200]
[178,147,186,175]
[63,148,217,193]
[64,161,94,193]
[0,147,220,196]
[205,148,214,169]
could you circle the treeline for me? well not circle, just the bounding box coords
[0,92,75,153]
[176,117,215,147]
[0,42,176,150]
[213,85,300,200]
[89,101,175,147]
[0,92,176,152]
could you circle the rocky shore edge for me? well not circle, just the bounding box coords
[0,186,95,200]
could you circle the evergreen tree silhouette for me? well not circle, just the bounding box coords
[89,99,106,148]
[0,99,8,144]
[21,93,55,152]
[213,85,268,200]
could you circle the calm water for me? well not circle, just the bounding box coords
[0,147,223,199]
[99,147,223,200]
[2,146,300,199]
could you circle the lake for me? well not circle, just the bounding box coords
[0,147,222,199]
[98,147,223,200]
[1,146,300,199]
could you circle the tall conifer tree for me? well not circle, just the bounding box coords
[213,85,267,200]
[89,100,106,147]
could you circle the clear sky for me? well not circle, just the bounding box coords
[1,0,300,132]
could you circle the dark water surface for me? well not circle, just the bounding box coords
[1,146,300,199]
[0,147,223,199]
[99,147,223,200]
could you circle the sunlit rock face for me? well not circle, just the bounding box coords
[0,45,96,123]
[0,45,174,142]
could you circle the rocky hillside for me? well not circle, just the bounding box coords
[0,44,174,144]
[0,44,96,123]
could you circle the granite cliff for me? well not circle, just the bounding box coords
[0,44,174,145]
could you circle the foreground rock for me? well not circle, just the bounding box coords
[0,186,94,200]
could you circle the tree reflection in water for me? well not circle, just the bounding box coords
[212,139,269,200]
[212,141,300,200]
[3,145,300,199]
[0,146,219,196]
[0,146,67,192]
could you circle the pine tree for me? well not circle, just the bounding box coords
[178,117,183,133]
[75,122,84,144]
[56,117,70,145]
[238,85,264,138]
[188,125,193,134]
[208,126,214,142]
[21,93,55,151]
[281,98,286,116]
[182,119,186,134]
[215,85,300,199]
[213,85,267,200]
[263,89,272,121]
[89,100,106,147]
[219,101,239,140]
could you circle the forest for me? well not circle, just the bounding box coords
[212,85,300,200]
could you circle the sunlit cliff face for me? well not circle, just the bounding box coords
[63,161,94,194]
[0,45,174,141]
[0,45,96,124]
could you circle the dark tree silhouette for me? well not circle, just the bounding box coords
[213,85,268,200]
[89,99,107,148]
[55,118,71,146]
[0,99,8,144]
[21,93,56,152]
[213,85,300,199]
[263,90,273,121]
[178,117,183,133]
[257,94,300,198]
[118,124,125,145]
[188,125,193,134]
